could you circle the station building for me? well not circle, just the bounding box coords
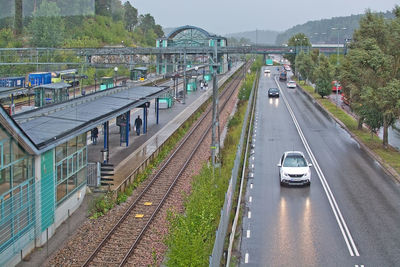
[156,25,229,75]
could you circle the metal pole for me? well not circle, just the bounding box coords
[211,39,219,168]
[183,48,186,104]
[336,30,339,107]
[211,64,218,167]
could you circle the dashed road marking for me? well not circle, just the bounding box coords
[247,230,251,238]
[245,253,249,263]
[250,183,253,189]
[249,196,252,203]
[248,211,251,219]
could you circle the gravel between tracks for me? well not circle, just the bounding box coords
[45,81,241,267]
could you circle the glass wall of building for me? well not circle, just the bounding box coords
[55,133,87,204]
[0,125,35,253]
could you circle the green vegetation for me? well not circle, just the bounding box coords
[0,0,163,48]
[165,65,256,266]
[297,80,400,175]
[340,7,400,148]
[275,11,394,45]
[291,6,400,148]
[284,33,311,74]
[314,54,334,98]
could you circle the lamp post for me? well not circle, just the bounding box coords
[331,27,346,107]
[114,66,118,87]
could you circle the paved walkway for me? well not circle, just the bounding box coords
[17,63,242,267]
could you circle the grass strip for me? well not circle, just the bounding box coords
[164,71,255,266]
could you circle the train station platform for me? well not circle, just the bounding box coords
[87,63,243,191]
[15,63,242,267]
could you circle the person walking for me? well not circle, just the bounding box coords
[134,115,143,136]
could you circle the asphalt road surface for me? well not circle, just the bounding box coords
[240,67,400,266]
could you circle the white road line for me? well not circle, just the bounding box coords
[251,164,254,168]
[250,183,253,189]
[249,196,252,203]
[245,253,249,263]
[276,77,360,257]
[247,230,251,238]
[248,211,251,219]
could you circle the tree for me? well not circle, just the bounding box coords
[295,50,314,83]
[153,24,164,38]
[95,0,111,17]
[284,33,311,73]
[28,0,65,47]
[14,0,23,35]
[339,8,399,148]
[314,54,334,98]
[123,1,138,32]
[309,49,320,83]
[138,14,155,34]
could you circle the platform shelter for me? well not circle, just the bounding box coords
[0,83,169,266]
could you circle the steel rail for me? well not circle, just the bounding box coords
[82,62,249,267]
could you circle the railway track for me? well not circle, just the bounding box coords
[81,63,249,267]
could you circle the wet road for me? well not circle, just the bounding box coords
[240,68,400,266]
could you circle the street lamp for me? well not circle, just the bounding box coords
[114,66,118,87]
[331,27,347,107]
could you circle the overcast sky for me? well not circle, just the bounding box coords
[128,0,398,35]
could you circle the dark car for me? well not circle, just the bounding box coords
[268,88,279,97]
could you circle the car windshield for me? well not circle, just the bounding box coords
[283,155,307,167]
[269,88,278,92]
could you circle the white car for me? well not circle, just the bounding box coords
[264,69,271,74]
[277,151,312,186]
[287,80,297,88]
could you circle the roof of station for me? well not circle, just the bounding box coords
[0,87,28,98]
[162,25,227,47]
[8,84,170,154]
[34,82,71,89]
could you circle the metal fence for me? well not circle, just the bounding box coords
[86,162,99,187]
[209,72,257,267]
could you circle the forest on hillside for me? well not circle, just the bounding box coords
[275,11,395,45]
[0,0,163,48]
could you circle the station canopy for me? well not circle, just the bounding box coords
[12,85,169,151]
[164,25,224,47]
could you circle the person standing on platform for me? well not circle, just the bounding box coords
[200,81,204,90]
[205,82,208,90]
[134,115,142,136]
[93,127,98,144]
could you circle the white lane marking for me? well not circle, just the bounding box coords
[250,183,253,189]
[252,156,255,161]
[276,77,360,257]
[248,211,251,219]
[249,196,252,203]
[245,253,249,263]
[247,230,251,238]
[251,164,254,168]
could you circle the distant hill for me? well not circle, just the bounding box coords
[275,11,395,45]
[225,30,280,45]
